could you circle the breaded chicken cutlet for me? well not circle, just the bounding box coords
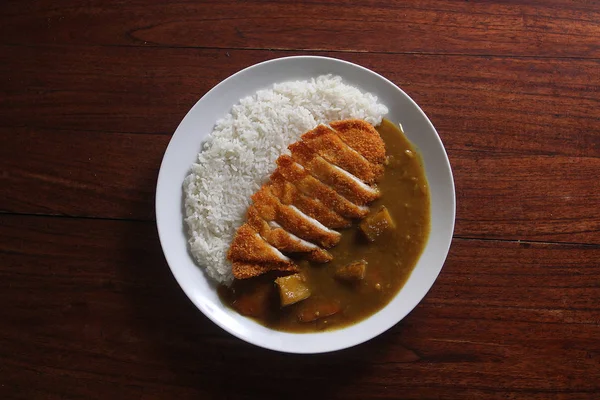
[228,119,386,279]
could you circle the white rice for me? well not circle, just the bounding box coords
[183,75,388,284]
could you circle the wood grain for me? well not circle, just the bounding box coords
[2,1,600,398]
[1,0,599,58]
[0,127,168,220]
[1,45,599,138]
[2,41,599,243]
[2,125,600,243]
[1,214,599,399]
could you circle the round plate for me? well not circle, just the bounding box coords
[156,56,455,354]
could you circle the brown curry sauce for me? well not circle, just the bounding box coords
[218,119,431,332]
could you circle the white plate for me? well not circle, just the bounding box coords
[156,56,455,354]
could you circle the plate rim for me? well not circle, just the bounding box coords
[156,55,456,354]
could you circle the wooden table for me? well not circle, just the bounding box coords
[2,1,599,398]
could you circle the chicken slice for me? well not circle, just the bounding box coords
[289,140,380,205]
[251,185,341,248]
[301,125,380,183]
[266,221,333,263]
[227,119,388,280]
[228,224,298,279]
[246,206,332,263]
[269,171,351,229]
[329,119,386,166]
[246,205,307,252]
[305,248,334,263]
[232,261,298,279]
[275,155,369,219]
[227,224,292,264]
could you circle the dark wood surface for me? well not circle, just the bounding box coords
[1,1,599,398]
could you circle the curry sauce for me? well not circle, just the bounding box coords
[218,119,431,332]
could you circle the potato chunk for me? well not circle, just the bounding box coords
[359,206,396,242]
[334,260,367,282]
[297,300,341,322]
[275,274,311,306]
[231,283,272,318]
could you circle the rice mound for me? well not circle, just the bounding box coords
[183,75,388,284]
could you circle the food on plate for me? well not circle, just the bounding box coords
[183,75,388,285]
[359,206,396,242]
[219,119,430,332]
[225,224,297,279]
[275,274,311,306]
[184,76,429,333]
[227,119,384,279]
[229,282,272,318]
[334,260,367,282]
[297,300,341,323]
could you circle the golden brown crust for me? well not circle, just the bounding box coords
[245,206,271,238]
[227,224,291,264]
[276,155,368,219]
[246,205,331,258]
[227,119,387,281]
[330,120,386,174]
[252,186,341,248]
[232,261,298,279]
[289,141,379,205]
[302,125,377,184]
[306,248,333,263]
[269,171,351,229]
[268,172,296,205]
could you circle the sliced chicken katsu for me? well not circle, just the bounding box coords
[276,155,369,219]
[228,119,386,280]
[288,140,380,205]
[330,120,386,166]
[228,224,292,265]
[302,125,381,183]
[246,206,333,263]
[251,185,341,249]
[228,224,298,279]
[269,171,351,229]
